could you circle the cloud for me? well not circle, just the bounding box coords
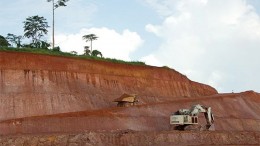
[140,54,163,66]
[143,0,260,92]
[55,27,144,61]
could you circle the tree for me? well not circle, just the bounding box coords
[82,34,98,53]
[91,50,103,58]
[70,51,77,55]
[6,33,23,48]
[52,46,61,52]
[0,35,10,47]
[22,41,50,49]
[23,15,49,48]
[84,46,90,55]
[37,41,51,49]
[47,0,69,49]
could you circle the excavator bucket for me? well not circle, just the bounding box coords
[207,124,215,131]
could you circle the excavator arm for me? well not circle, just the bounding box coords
[170,104,215,131]
[204,107,214,129]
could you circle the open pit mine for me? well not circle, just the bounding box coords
[0,51,259,145]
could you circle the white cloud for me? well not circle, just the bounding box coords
[141,54,163,66]
[144,0,260,92]
[55,27,143,61]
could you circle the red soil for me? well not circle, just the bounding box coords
[0,51,259,145]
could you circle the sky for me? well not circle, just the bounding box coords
[0,0,260,93]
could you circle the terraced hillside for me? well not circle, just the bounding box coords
[0,51,259,145]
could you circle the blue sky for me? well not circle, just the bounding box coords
[0,0,260,93]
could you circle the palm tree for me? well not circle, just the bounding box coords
[82,34,98,53]
[47,0,70,49]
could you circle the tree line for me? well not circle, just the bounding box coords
[0,0,102,58]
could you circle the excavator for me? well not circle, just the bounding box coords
[170,104,215,131]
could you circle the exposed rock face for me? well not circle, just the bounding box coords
[0,51,217,121]
[0,91,259,135]
[0,51,259,145]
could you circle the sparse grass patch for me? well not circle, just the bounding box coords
[162,66,171,69]
[0,47,146,66]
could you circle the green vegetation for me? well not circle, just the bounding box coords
[6,33,23,48]
[0,47,146,66]
[82,34,103,58]
[82,34,98,53]
[23,15,49,48]
[91,50,103,58]
[162,66,171,69]
[0,35,10,47]
[0,1,146,67]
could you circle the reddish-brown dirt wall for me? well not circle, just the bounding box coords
[1,51,259,145]
[0,51,217,121]
[0,91,259,135]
